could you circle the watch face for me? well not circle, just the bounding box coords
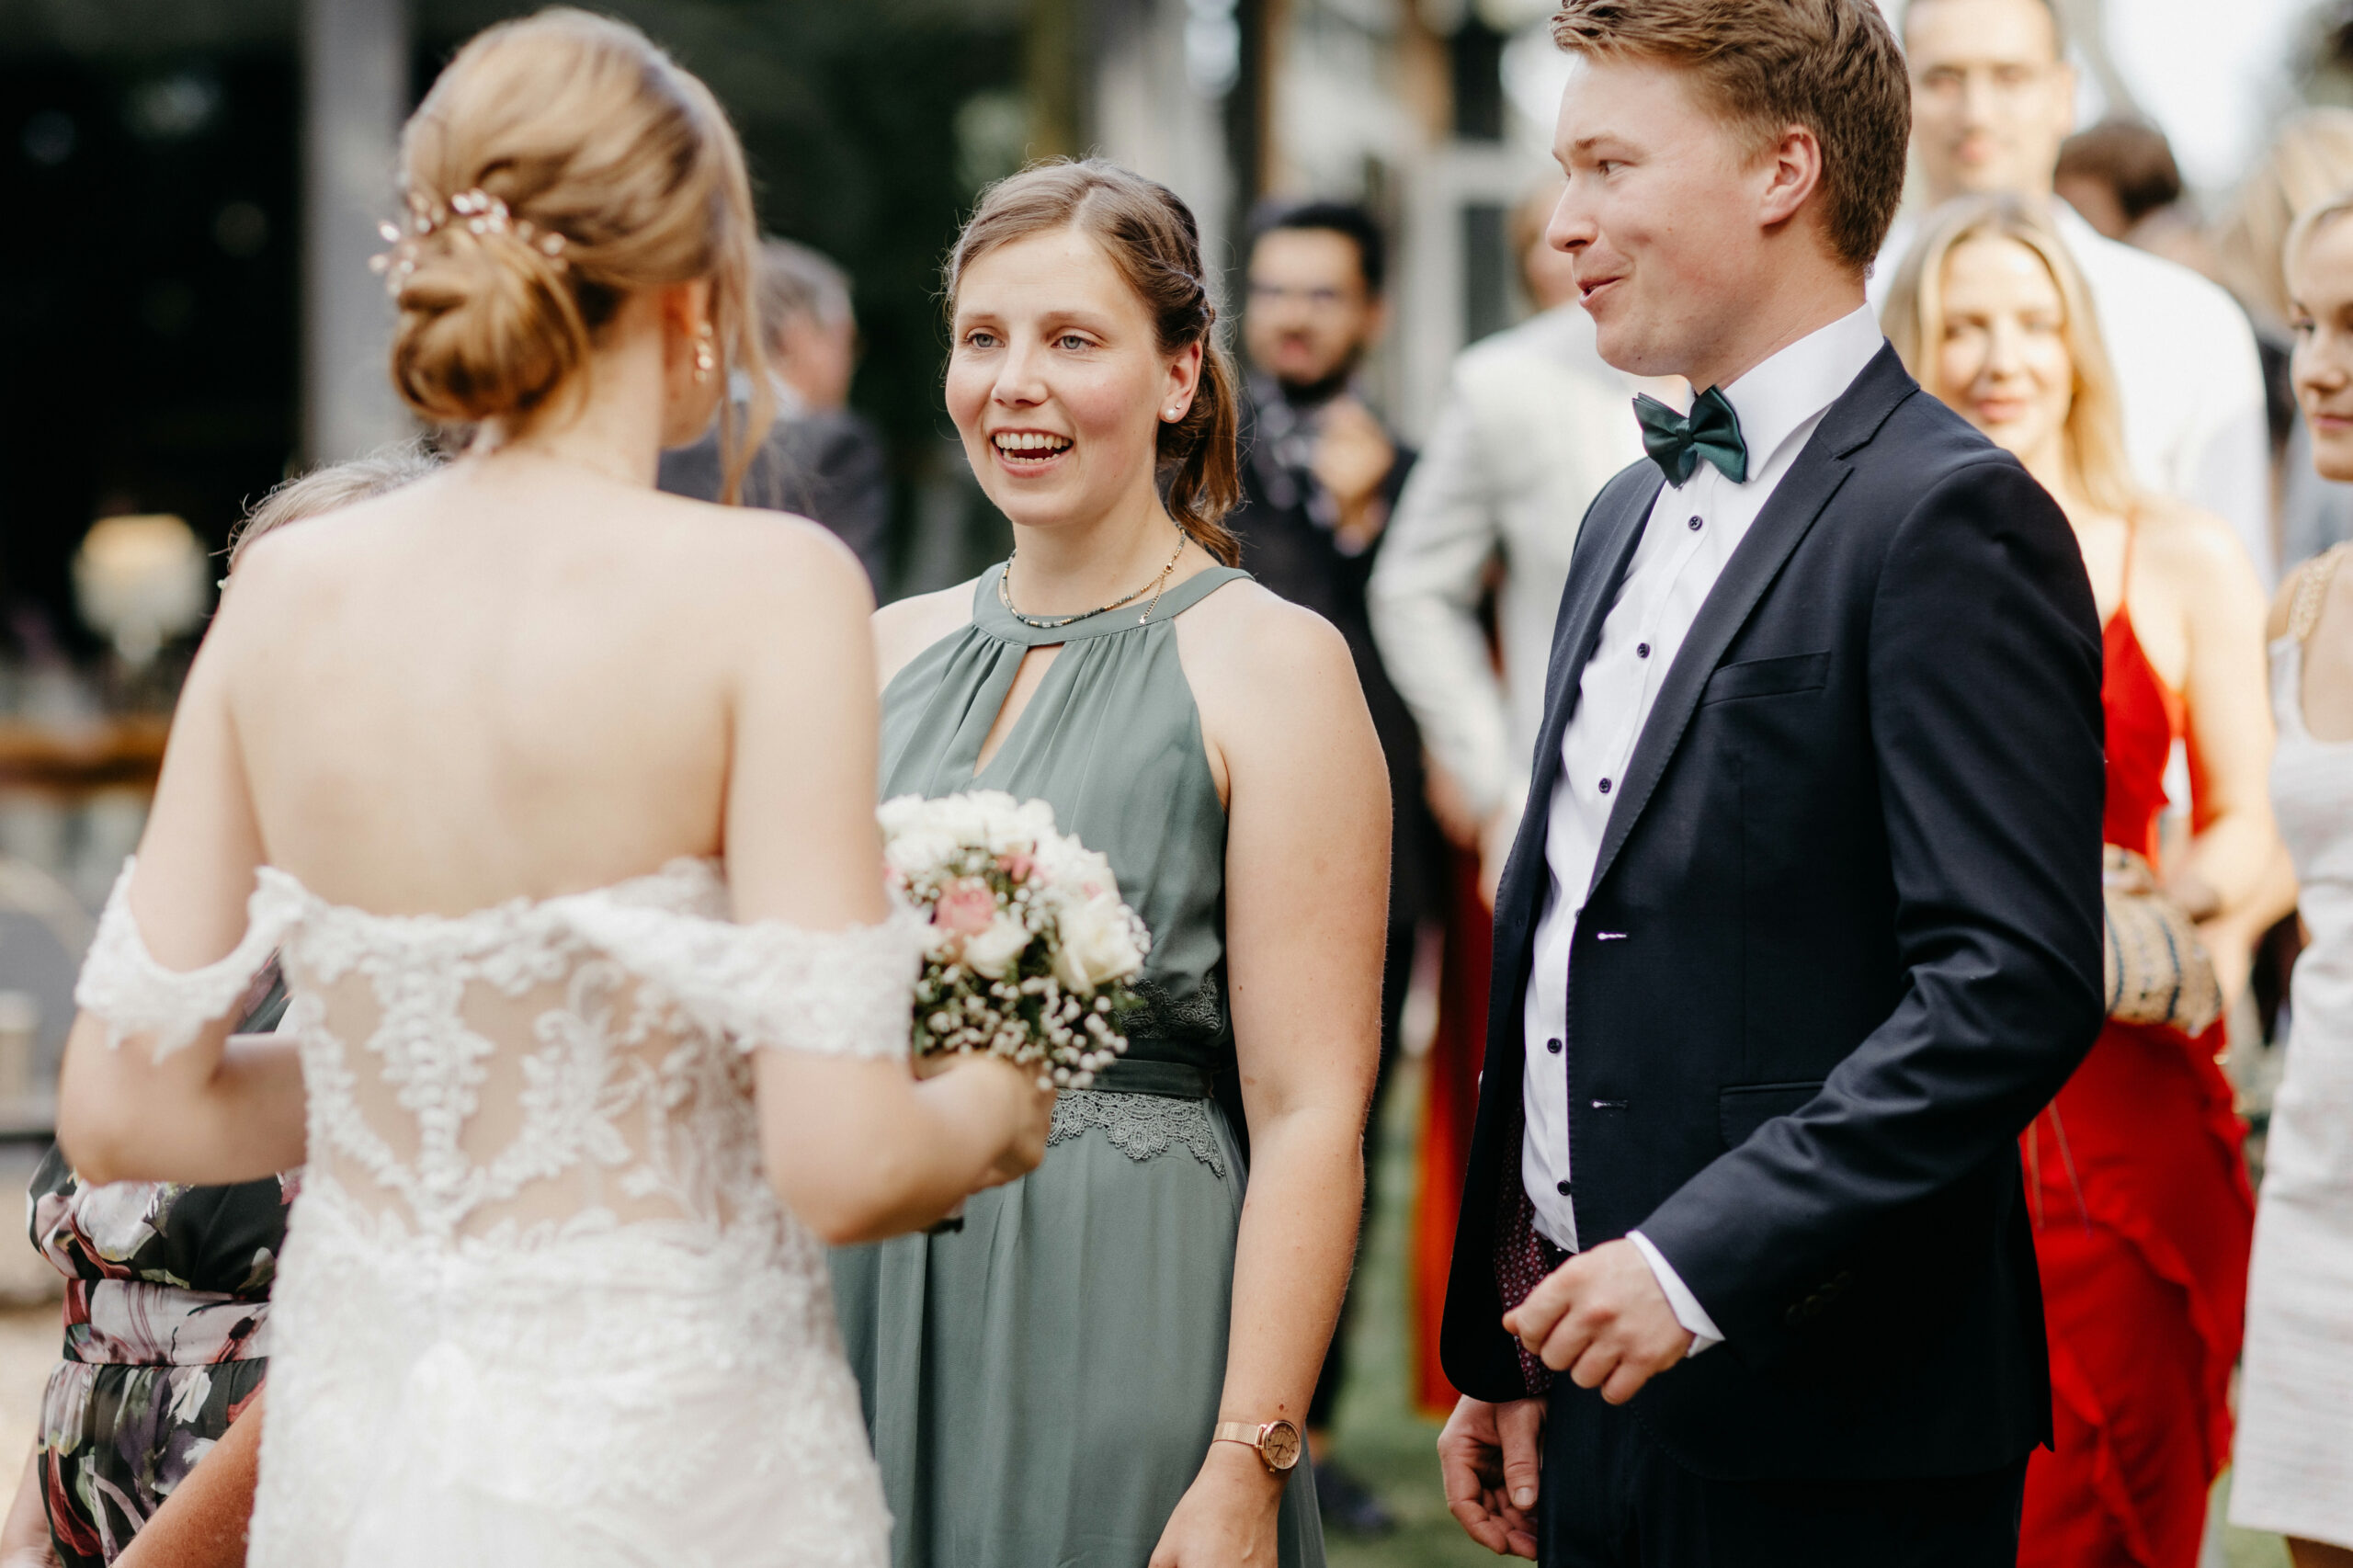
[1259,1421,1302,1471]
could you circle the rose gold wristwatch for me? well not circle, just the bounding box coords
[1211,1419,1302,1474]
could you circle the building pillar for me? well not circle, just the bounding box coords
[303,0,410,464]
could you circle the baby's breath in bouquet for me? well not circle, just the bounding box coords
[879,791,1149,1089]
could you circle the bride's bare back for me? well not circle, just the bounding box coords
[212,456,873,920]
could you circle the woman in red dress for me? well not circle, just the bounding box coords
[1885,196,2279,1567]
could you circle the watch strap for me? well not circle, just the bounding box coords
[1211,1421,1263,1449]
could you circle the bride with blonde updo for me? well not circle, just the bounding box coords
[53,10,1050,1564]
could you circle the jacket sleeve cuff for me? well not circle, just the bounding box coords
[1628,1231,1723,1357]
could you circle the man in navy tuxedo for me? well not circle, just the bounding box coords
[1435,2,2106,1563]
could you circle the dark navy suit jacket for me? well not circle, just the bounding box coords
[1438,343,2107,1480]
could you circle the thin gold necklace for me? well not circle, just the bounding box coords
[998,531,1189,629]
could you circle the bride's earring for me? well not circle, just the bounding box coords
[692,322,717,384]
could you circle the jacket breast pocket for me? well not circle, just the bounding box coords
[1700,651,1831,706]
[1718,1080,1824,1150]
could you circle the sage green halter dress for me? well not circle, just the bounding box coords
[830,562,1325,1568]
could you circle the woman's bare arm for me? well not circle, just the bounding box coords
[1154,588,1388,1563]
[2164,514,2279,918]
[725,531,1049,1244]
[112,1387,264,1568]
[57,597,307,1187]
[0,1445,54,1568]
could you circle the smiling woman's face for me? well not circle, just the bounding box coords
[1933,233,2075,470]
[2291,214,2353,483]
[946,225,1194,535]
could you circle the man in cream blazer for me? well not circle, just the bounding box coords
[1369,227,1650,895]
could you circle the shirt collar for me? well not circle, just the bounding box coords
[1714,304,1885,483]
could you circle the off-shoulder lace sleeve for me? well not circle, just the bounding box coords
[560,900,927,1061]
[74,858,306,1062]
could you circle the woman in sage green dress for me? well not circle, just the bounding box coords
[831,159,1390,1568]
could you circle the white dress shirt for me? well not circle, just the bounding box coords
[1370,305,1650,824]
[1873,203,2275,587]
[1519,304,1887,1353]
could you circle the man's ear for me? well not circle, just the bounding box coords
[1757,124,1826,232]
[1362,294,1392,349]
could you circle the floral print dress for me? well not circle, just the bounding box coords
[26,976,294,1567]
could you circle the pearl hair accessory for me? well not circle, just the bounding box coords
[369,187,570,296]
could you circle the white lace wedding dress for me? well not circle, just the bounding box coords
[74,855,923,1567]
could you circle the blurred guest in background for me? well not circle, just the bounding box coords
[1886,195,2277,1568]
[2231,194,2353,1568]
[1370,180,1646,905]
[0,445,437,1568]
[659,236,891,590]
[2054,118,2215,276]
[1365,178,1645,1421]
[1229,198,1436,1535]
[2217,108,2353,574]
[1889,0,2277,585]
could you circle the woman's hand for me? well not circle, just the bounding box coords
[935,1053,1055,1188]
[1147,1440,1284,1567]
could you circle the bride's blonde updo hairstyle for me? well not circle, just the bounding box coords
[387,8,768,500]
[948,159,1244,565]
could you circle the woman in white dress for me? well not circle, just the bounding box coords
[51,11,1051,1566]
[2231,195,2353,1567]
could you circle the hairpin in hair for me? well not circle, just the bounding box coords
[369,187,570,295]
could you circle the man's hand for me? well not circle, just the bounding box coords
[1437,1396,1544,1557]
[1501,1238,1692,1404]
[1311,397,1397,549]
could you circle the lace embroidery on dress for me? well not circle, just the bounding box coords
[1049,1090,1226,1176]
[76,858,308,1061]
[557,888,926,1060]
[1129,971,1222,1043]
[67,854,910,1566]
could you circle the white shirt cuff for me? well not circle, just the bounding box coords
[1627,1231,1724,1358]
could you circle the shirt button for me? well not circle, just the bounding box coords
[1555,1179,1572,1196]
[1546,1038,1563,1054]
[1688,515,1703,530]
[1636,642,1651,658]
[1598,778,1612,794]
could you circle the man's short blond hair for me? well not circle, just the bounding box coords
[1550,0,1910,273]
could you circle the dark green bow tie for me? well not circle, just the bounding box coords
[1633,387,1748,486]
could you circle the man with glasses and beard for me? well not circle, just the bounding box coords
[1228,199,1440,1539]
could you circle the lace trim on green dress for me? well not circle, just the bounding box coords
[1048,1092,1226,1176]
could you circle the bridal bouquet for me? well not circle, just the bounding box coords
[879,791,1149,1089]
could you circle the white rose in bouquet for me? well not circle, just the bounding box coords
[1052,892,1148,992]
[962,911,1031,978]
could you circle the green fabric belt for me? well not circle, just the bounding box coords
[1084,1059,1213,1099]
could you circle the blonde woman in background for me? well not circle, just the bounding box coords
[2230,193,2353,1568]
[2216,108,2353,572]
[1884,194,2280,1568]
[51,10,1051,1564]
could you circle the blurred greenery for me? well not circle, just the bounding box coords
[1322,1053,1503,1568]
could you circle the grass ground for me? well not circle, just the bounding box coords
[1317,1056,2290,1568]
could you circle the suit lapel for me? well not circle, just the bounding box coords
[1492,462,1660,954]
[1580,345,1915,905]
